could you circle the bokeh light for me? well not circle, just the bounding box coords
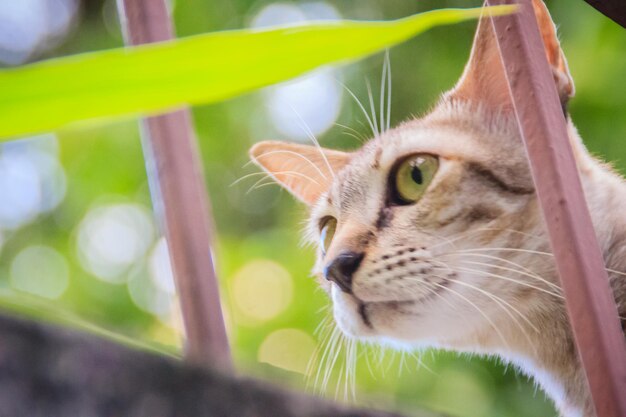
[148,237,176,295]
[76,203,155,283]
[251,2,342,142]
[231,259,293,323]
[10,245,69,299]
[127,237,177,321]
[258,328,317,374]
[127,263,174,319]
[0,135,66,230]
[0,0,78,65]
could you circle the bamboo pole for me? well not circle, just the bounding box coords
[116,0,231,371]
[486,1,626,416]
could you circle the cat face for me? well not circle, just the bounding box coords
[303,108,546,346]
[250,0,574,350]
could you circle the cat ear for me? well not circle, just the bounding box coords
[249,141,351,205]
[531,0,575,104]
[449,0,574,111]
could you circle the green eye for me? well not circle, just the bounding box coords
[393,154,439,204]
[319,217,337,255]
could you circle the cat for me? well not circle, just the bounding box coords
[249,1,626,416]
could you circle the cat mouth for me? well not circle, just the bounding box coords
[357,302,372,328]
[358,300,417,329]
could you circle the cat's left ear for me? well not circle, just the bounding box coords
[450,0,574,111]
[249,141,351,205]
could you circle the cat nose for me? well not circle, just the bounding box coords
[323,251,364,293]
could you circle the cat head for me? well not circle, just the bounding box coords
[249,0,574,350]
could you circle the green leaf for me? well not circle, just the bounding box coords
[0,5,515,140]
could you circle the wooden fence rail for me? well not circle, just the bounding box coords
[116,0,231,371]
[487,1,626,416]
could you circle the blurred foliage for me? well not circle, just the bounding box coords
[0,1,624,417]
[0,5,513,138]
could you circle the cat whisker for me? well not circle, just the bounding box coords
[314,325,341,394]
[439,279,537,355]
[381,49,391,130]
[288,105,336,179]
[408,350,437,376]
[376,345,388,378]
[454,247,626,278]
[313,308,333,329]
[424,278,512,350]
[406,269,538,353]
[334,122,364,138]
[448,265,564,300]
[442,252,557,290]
[246,178,279,194]
[365,78,380,137]
[427,227,492,251]
[316,332,339,389]
[231,170,319,187]
[461,259,558,291]
[452,258,562,292]
[244,149,328,180]
[363,344,377,380]
[342,131,366,144]
[230,171,270,187]
[244,170,322,194]
[306,315,334,381]
[334,122,366,144]
[346,338,358,401]
[380,51,387,134]
[338,81,378,139]
[429,268,539,331]
[607,268,626,277]
[323,331,346,396]
[398,350,407,376]
[411,278,470,323]
[335,358,345,401]
[245,179,284,194]
[428,226,543,251]
[479,227,545,241]
[455,247,553,257]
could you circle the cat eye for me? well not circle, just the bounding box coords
[319,217,337,256]
[391,154,439,205]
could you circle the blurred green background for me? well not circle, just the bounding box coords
[0,1,624,416]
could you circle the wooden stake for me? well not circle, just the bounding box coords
[117,0,231,371]
[487,1,626,415]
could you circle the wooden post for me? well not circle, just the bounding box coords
[116,0,231,371]
[486,1,626,416]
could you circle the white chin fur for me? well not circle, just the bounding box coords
[330,285,372,338]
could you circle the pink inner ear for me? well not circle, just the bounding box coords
[249,141,351,206]
[447,12,515,113]
[531,0,574,100]
[448,1,573,111]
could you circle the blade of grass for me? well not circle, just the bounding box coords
[0,5,515,140]
[0,289,180,358]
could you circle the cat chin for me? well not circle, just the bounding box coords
[330,286,375,338]
[331,284,445,342]
[331,287,479,346]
